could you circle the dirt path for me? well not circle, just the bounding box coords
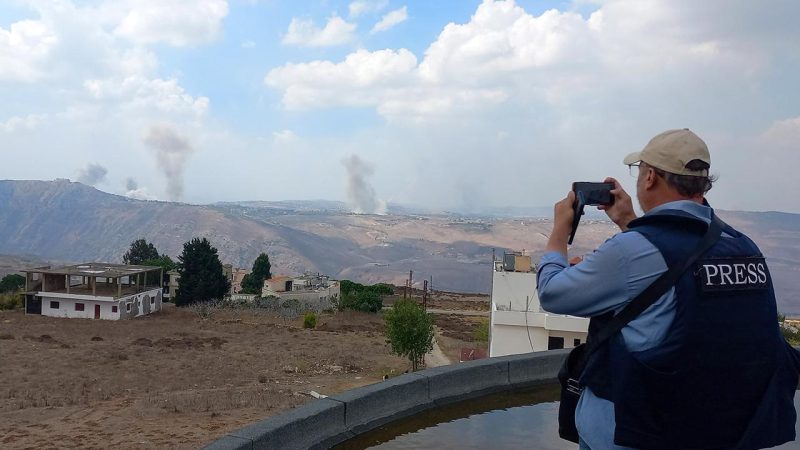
[424,336,451,367]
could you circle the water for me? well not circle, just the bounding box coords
[336,385,800,450]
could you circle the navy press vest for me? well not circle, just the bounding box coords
[581,209,798,449]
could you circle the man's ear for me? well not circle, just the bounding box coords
[644,167,657,190]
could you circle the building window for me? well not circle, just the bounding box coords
[50,301,60,309]
[126,303,131,312]
[574,338,581,347]
[548,336,565,350]
[150,297,155,305]
[75,303,84,311]
[112,305,118,313]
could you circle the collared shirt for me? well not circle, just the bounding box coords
[537,200,712,450]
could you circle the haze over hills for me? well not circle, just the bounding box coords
[1,179,799,313]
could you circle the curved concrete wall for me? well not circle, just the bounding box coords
[203,349,570,450]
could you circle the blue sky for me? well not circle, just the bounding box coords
[1,0,799,213]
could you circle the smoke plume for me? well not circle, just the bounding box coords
[123,177,155,200]
[125,177,138,191]
[342,154,385,215]
[77,163,108,186]
[143,125,194,201]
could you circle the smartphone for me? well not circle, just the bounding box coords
[572,182,615,206]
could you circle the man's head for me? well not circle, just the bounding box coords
[624,128,716,212]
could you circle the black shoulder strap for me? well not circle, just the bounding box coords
[575,214,724,373]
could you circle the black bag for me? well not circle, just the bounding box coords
[558,343,586,442]
[556,215,723,443]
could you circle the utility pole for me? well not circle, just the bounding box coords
[423,279,428,310]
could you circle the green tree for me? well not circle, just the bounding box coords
[0,274,25,293]
[142,254,177,283]
[173,238,230,306]
[384,299,435,371]
[123,239,160,265]
[240,253,272,294]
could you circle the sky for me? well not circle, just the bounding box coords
[1,0,799,213]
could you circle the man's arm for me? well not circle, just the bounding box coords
[538,238,631,317]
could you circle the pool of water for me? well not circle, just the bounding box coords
[335,385,800,450]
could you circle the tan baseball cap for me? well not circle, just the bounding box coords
[623,128,710,176]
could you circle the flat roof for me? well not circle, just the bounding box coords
[23,263,162,278]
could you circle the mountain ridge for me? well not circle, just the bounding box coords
[2,179,799,312]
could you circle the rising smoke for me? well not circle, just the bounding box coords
[76,163,108,186]
[123,177,155,200]
[342,154,386,215]
[143,125,194,201]
[125,177,138,191]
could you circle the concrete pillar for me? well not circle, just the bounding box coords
[144,272,148,291]
[91,276,96,296]
[66,275,70,294]
[117,278,122,298]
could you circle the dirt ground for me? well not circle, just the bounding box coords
[0,305,410,449]
[383,290,489,312]
[0,291,489,449]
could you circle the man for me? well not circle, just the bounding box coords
[537,129,798,449]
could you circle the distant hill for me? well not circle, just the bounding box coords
[1,179,799,313]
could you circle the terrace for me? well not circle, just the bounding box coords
[23,263,163,299]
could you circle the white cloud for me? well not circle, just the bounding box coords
[0,113,48,133]
[349,0,388,18]
[114,0,229,47]
[272,129,298,145]
[282,16,356,47]
[371,6,407,34]
[83,76,209,117]
[265,48,418,110]
[763,117,800,148]
[0,20,58,82]
[267,0,800,120]
[241,40,256,48]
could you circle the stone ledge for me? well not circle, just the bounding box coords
[203,350,569,450]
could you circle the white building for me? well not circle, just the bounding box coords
[489,252,589,357]
[22,263,164,320]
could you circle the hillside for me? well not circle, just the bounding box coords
[0,180,798,312]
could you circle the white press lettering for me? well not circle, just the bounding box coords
[733,264,747,284]
[757,263,768,284]
[719,264,734,285]
[704,264,719,285]
[747,263,758,284]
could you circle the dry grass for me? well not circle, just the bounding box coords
[0,304,407,449]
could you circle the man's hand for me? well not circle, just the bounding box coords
[545,191,575,257]
[598,177,637,231]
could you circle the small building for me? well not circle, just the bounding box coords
[262,273,340,308]
[163,269,180,301]
[489,252,589,357]
[22,263,164,320]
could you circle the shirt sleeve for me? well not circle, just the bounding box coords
[537,235,636,317]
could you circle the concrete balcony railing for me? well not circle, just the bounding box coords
[203,349,570,450]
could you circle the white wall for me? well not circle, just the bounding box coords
[489,269,589,357]
[118,289,162,318]
[40,297,121,320]
[39,288,162,320]
[492,271,540,312]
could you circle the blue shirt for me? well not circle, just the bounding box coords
[537,200,712,450]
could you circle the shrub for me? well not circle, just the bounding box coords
[0,293,22,310]
[473,319,489,342]
[303,312,317,329]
